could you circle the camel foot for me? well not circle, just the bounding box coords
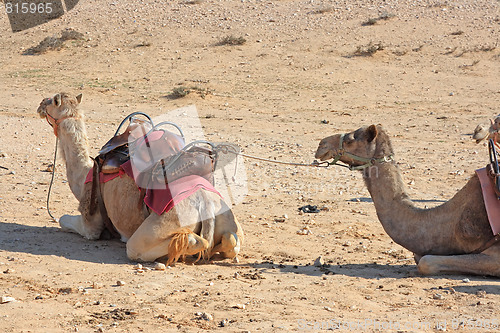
[127,229,209,264]
[418,253,500,277]
[59,214,100,240]
[211,232,241,259]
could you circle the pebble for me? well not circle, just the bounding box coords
[433,293,445,300]
[233,303,246,309]
[116,280,126,286]
[92,282,104,289]
[462,278,470,283]
[134,263,143,270]
[196,312,213,321]
[0,296,16,304]
[154,263,166,270]
[314,256,324,267]
[297,226,312,235]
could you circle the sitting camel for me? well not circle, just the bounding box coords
[37,93,243,264]
[315,124,500,276]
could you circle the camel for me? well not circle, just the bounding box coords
[473,115,500,143]
[315,124,500,276]
[37,92,243,265]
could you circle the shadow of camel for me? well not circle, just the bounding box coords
[0,221,129,264]
[221,260,500,283]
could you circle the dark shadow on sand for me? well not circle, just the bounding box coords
[0,221,129,264]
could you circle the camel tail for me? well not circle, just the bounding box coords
[167,228,192,265]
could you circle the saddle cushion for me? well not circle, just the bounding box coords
[85,161,221,215]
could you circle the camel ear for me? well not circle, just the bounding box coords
[53,94,62,106]
[76,93,82,104]
[366,125,378,142]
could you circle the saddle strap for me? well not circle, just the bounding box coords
[471,233,500,254]
[93,159,121,239]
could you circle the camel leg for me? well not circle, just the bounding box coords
[126,214,208,263]
[211,232,241,259]
[59,214,102,240]
[417,253,500,277]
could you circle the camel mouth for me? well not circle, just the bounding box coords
[314,149,334,161]
[37,98,52,118]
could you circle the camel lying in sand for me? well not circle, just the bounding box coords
[315,124,500,277]
[37,93,243,264]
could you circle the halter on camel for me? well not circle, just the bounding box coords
[322,133,394,170]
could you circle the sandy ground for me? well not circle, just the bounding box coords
[1,0,500,332]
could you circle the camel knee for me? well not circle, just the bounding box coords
[417,255,439,275]
[211,232,241,259]
[185,233,209,255]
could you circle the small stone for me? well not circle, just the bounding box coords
[0,296,15,304]
[476,290,486,297]
[116,280,126,286]
[433,293,445,300]
[92,282,104,289]
[196,312,213,321]
[154,263,166,271]
[134,263,143,270]
[297,226,312,235]
[314,256,324,267]
[462,278,470,283]
[45,164,54,172]
[194,303,201,307]
[233,304,245,309]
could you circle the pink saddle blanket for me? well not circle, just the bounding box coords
[475,168,500,235]
[85,160,221,215]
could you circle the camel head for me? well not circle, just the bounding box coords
[315,124,394,169]
[37,93,83,136]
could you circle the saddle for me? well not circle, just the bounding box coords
[90,112,216,238]
[96,113,215,186]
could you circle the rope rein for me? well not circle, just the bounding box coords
[46,138,59,222]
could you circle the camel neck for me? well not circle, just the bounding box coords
[362,161,457,255]
[57,117,93,201]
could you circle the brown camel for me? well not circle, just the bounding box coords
[315,124,500,276]
[37,93,243,264]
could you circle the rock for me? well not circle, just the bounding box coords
[92,282,104,289]
[154,262,166,270]
[314,256,324,267]
[233,303,245,309]
[196,312,213,321]
[0,296,15,304]
[433,293,445,300]
[462,278,470,283]
[297,226,312,235]
[116,280,126,286]
[134,263,143,270]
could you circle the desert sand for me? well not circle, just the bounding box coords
[1,0,500,332]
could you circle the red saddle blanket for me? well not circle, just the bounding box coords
[476,168,500,235]
[85,160,221,215]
